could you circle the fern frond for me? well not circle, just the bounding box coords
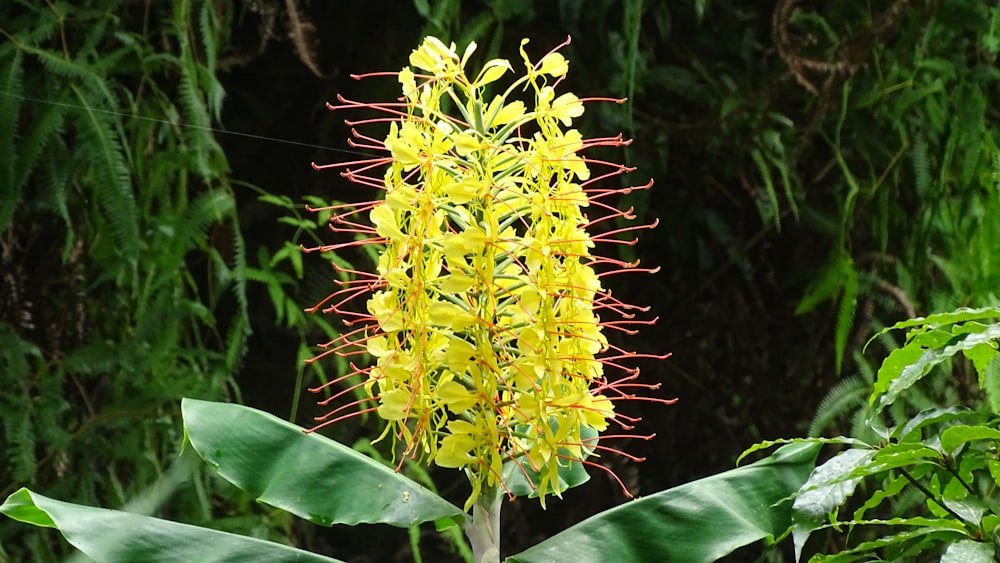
[230,213,249,315]
[22,44,113,102]
[13,88,68,193]
[796,248,850,315]
[223,311,250,373]
[956,84,986,188]
[751,147,781,230]
[3,396,36,484]
[178,68,216,178]
[181,188,235,247]
[70,84,139,259]
[834,263,859,374]
[912,132,930,196]
[0,48,24,231]
[36,144,76,254]
[809,375,868,437]
[198,0,227,117]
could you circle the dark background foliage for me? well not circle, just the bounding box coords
[3,0,999,561]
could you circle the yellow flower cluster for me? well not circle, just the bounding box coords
[308,36,666,510]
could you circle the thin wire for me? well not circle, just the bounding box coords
[2,91,379,158]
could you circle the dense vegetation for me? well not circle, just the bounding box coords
[2,0,999,560]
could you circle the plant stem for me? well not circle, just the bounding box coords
[899,468,964,522]
[464,485,502,563]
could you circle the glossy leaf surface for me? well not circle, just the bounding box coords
[0,488,340,563]
[507,442,820,562]
[182,398,465,528]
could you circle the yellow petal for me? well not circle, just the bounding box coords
[366,335,390,357]
[538,52,568,77]
[493,100,526,126]
[437,380,478,413]
[438,272,474,293]
[376,388,410,421]
[454,132,480,156]
[445,338,477,370]
[475,59,511,86]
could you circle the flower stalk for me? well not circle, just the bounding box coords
[464,484,502,563]
[303,35,674,552]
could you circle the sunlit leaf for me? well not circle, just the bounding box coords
[182,399,465,528]
[0,488,340,563]
[507,443,820,563]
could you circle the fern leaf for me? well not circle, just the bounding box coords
[70,84,140,259]
[1,48,24,201]
[751,147,781,230]
[834,261,858,374]
[180,188,235,248]
[37,145,77,254]
[13,89,68,193]
[223,310,250,372]
[957,84,986,188]
[230,214,249,315]
[808,375,867,437]
[198,0,218,75]
[4,396,37,484]
[912,132,930,196]
[796,247,850,315]
[21,44,116,106]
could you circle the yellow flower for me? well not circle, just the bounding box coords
[306,35,673,510]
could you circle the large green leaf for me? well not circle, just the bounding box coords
[0,488,340,562]
[871,325,1000,412]
[506,442,820,562]
[181,398,465,528]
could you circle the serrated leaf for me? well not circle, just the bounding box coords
[0,488,340,562]
[181,399,465,528]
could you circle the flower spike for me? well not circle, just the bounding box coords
[305,36,674,510]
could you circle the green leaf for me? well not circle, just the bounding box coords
[941,539,994,563]
[939,424,1000,454]
[871,325,1000,412]
[792,449,872,560]
[807,519,967,562]
[795,248,850,316]
[0,488,341,562]
[982,355,1000,412]
[506,442,820,563]
[893,406,974,441]
[181,399,465,528]
[941,497,987,527]
[875,307,1000,337]
[855,442,940,476]
[737,436,868,466]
